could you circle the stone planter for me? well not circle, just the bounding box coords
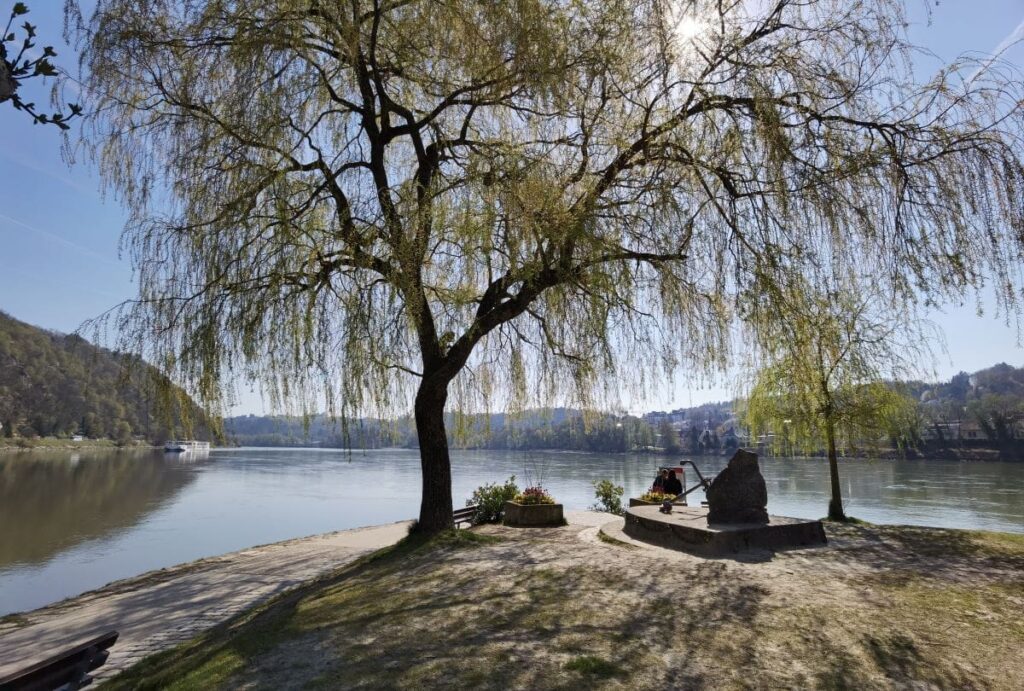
[503,501,564,527]
[629,497,688,508]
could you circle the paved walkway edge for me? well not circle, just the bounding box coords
[0,521,412,682]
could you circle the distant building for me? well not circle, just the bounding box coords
[960,422,985,440]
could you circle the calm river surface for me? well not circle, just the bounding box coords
[1,447,1023,615]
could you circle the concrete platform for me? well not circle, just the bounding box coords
[623,505,827,556]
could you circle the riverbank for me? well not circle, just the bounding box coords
[0,437,157,452]
[94,514,1024,690]
[0,522,410,684]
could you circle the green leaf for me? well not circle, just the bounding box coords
[42,45,55,57]
[12,3,28,17]
[22,22,34,39]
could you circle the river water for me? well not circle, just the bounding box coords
[1,447,1022,616]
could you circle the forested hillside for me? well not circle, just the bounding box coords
[0,311,212,442]
[225,363,1024,454]
[908,363,1024,443]
[224,408,657,452]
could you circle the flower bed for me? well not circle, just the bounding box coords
[629,491,684,508]
[503,487,563,526]
[514,486,556,505]
[503,501,564,526]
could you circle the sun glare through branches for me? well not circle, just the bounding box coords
[674,14,706,42]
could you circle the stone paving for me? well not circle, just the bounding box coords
[0,521,411,683]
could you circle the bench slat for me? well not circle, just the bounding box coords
[0,630,118,691]
[452,505,478,526]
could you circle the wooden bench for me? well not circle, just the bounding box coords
[453,505,478,528]
[0,630,118,691]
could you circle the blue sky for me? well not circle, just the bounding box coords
[2,1,1024,414]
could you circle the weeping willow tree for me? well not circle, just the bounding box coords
[68,0,1024,532]
[741,276,932,520]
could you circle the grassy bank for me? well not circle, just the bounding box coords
[103,520,1024,690]
[0,438,153,452]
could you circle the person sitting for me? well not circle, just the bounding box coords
[663,470,683,497]
[652,468,668,492]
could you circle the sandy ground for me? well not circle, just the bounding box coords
[0,521,411,683]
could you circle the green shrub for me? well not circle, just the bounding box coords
[467,476,519,523]
[591,479,625,515]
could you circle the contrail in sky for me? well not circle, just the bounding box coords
[0,212,123,267]
[968,14,1024,81]
[0,150,94,194]
[991,15,1024,57]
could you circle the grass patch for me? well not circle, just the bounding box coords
[822,515,871,525]
[0,613,31,628]
[967,529,1024,556]
[0,437,127,451]
[565,654,625,678]
[428,528,503,548]
[597,530,637,549]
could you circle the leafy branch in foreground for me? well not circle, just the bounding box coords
[1,3,81,128]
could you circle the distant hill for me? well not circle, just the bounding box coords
[223,413,396,448]
[0,311,212,442]
[223,407,655,452]
[909,363,1024,406]
[226,364,1024,453]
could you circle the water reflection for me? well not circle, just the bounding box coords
[0,450,198,568]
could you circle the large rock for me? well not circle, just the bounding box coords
[706,449,769,524]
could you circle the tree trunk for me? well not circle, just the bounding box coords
[825,416,846,521]
[413,377,454,534]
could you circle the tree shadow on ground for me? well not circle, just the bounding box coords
[822,522,1024,585]
[101,522,1018,690]
[809,630,984,691]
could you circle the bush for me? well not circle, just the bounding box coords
[467,476,519,524]
[639,490,678,503]
[591,479,625,515]
[514,486,556,505]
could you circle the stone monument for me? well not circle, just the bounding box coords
[705,449,769,524]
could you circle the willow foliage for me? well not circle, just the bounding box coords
[742,273,930,448]
[743,368,921,458]
[67,1,1024,527]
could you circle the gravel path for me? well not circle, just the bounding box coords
[0,521,412,683]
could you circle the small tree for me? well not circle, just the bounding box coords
[968,394,1022,442]
[113,419,133,445]
[742,278,930,521]
[658,419,681,454]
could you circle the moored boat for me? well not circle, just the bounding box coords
[164,440,211,453]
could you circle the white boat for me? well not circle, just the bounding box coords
[164,440,211,453]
